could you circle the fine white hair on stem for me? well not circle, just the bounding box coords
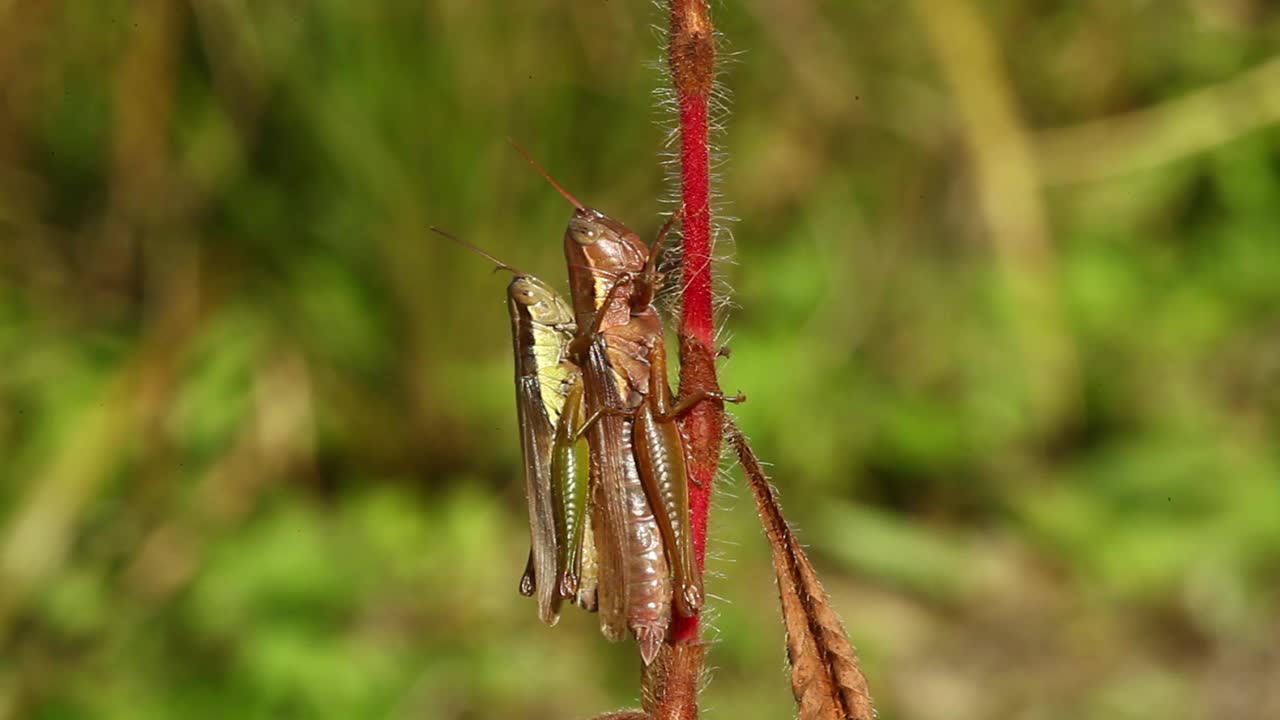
[648,0,737,331]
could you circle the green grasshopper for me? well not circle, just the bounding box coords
[511,146,741,664]
[432,228,598,619]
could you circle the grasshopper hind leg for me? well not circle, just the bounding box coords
[550,372,592,601]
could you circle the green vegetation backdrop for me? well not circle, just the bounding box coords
[2,1,1279,718]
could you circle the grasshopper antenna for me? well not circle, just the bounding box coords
[507,137,586,211]
[430,226,526,277]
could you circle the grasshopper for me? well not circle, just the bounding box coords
[432,228,598,620]
[511,146,741,664]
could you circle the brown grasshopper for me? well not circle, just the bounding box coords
[512,145,741,664]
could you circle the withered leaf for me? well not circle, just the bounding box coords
[729,423,876,720]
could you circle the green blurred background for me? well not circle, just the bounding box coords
[3,0,1280,718]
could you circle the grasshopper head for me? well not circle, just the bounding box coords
[508,275,575,329]
[566,208,647,264]
[563,208,648,322]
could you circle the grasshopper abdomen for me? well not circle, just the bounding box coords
[619,415,673,664]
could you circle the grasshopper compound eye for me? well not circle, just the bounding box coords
[510,279,542,306]
[568,215,604,245]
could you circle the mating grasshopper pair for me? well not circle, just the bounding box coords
[438,151,738,665]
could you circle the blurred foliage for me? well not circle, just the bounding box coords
[2,1,1280,719]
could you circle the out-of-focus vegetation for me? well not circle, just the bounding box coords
[2,1,1280,718]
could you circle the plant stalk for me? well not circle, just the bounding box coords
[667,0,718,649]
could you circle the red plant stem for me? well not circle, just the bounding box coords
[667,0,718,648]
[677,107,714,345]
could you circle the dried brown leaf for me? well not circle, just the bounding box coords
[728,423,876,720]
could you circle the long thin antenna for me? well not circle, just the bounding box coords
[430,226,525,277]
[506,137,586,211]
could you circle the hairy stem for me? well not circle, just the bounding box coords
[667,0,718,647]
[602,4,723,718]
[642,1,721,717]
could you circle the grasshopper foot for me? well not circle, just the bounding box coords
[705,390,745,405]
[559,572,580,599]
[677,583,704,617]
[518,551,536,597]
